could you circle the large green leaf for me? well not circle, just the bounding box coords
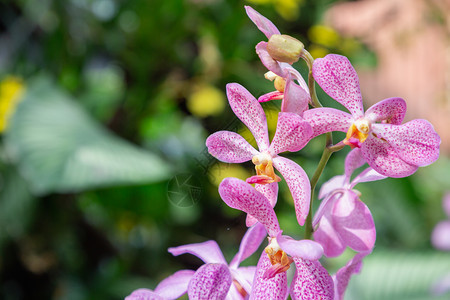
[4,76,172,195]
[345,250,450,300]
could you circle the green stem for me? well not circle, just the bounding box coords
[300,49,321,108]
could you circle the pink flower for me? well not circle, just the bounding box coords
[245,6,310,115]
[431,192,450,251]
[219,178,334,299]
[206,83,313,226]
[313,149,386,257]
[303,54,441,178]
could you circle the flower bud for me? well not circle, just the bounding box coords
[267,34,304,64]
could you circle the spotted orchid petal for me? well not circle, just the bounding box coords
[269,113,312,155]
[361,135,418,178]
[168,240,227,265]
[256,42,285,77]
[303,108,352,138]
[219,178,280,237]
[247,183,279,226]
[290,258,334,300]
[313,198,345,257]
[282,76,309,115]
[432,220,450,251]
[258,91,284,103]
[344,148,366,181]
[188,263,232,300]
[331,191,376,254]
[333,252,369,300]
[276,232,323,261]
[245,6,280,39]
[125,289,163,300]
[372,119,440,167]
[250,252,288,300]
[230,222,267,269]
[365,97,406,125]
[272,156,310,226]
[312,54,364,117]
[154,270,195,299]
[206,131,258,163]
[226,83,270,152]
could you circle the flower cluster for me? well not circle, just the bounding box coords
[126,6,440,300]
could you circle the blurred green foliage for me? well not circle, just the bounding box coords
[0,0,448,299]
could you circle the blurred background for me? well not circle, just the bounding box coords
[0,0,449,299]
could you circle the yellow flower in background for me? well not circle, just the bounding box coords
[208,163,251,187]
[308,44,329,59]
[246,0,304,21]
[187,84,225,118]
[0,76,25,133]
[308,25,340,48]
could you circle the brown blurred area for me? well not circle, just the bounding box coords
[325,0,450,154]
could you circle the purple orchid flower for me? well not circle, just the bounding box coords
[219,177,334,299]
[245,6,310,115]
[303,54,441,178]
[125,224,266,300]
[125,270,195,300]
[206,83,313,226]
[313,148,386,257]
[432,192,450,251]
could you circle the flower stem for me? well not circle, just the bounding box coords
[300,49,321,108]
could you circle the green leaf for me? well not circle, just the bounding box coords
[4,76,172,195]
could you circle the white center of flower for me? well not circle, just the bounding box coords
[354,118,371,134]
[264,71,277,81]
[252,152,272,166]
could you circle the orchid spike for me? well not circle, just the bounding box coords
[206,83,313,225]
[303,54,441,178]
[313,148,386,257]
[219,177,323,280]
[432,192,450,251]
[245,6,310,115]
[125,270,195,300]
[168,222,267,299]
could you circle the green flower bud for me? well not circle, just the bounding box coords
[267,34,304,64]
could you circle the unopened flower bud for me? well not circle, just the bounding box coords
[267,34,304,64]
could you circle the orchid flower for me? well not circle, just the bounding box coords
[168,223,267,299]
[313,148,386,257]
[206,83,313,226]
[431,192,450,251]
[245,6,310,115]
[125,270,195,300]
[303,54,441,178]
[219,177,334,299]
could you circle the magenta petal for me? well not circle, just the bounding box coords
[351,167,387,187]
[255,42,285,77]
[372,120,441,167]
[277,233,323,260]
[318,176,345,200]
[258,91,284,103]
[125,289,163,300]
[269,113,312,154]
[219,178,280,237]
[303,108,352,138]
[344,148,366,180]
[361,135,418,178]
[188,263,232,300]
[281,76,309,115]
[206,131,258,163]
[290,258,334,300]
[226,83,270,151]
[247,183,279,226]
[365,97,406,125]
[432,221,450,251]
[332,191,376,253]
[333,252,369,300]
[230,222,267,269]
[272,156,310,226]
[245,6,281,39]
[314,201,345,257]
[312,54,364,117]
[250,252,288,300]
[168,240,227,265]
[154,270,195,299]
